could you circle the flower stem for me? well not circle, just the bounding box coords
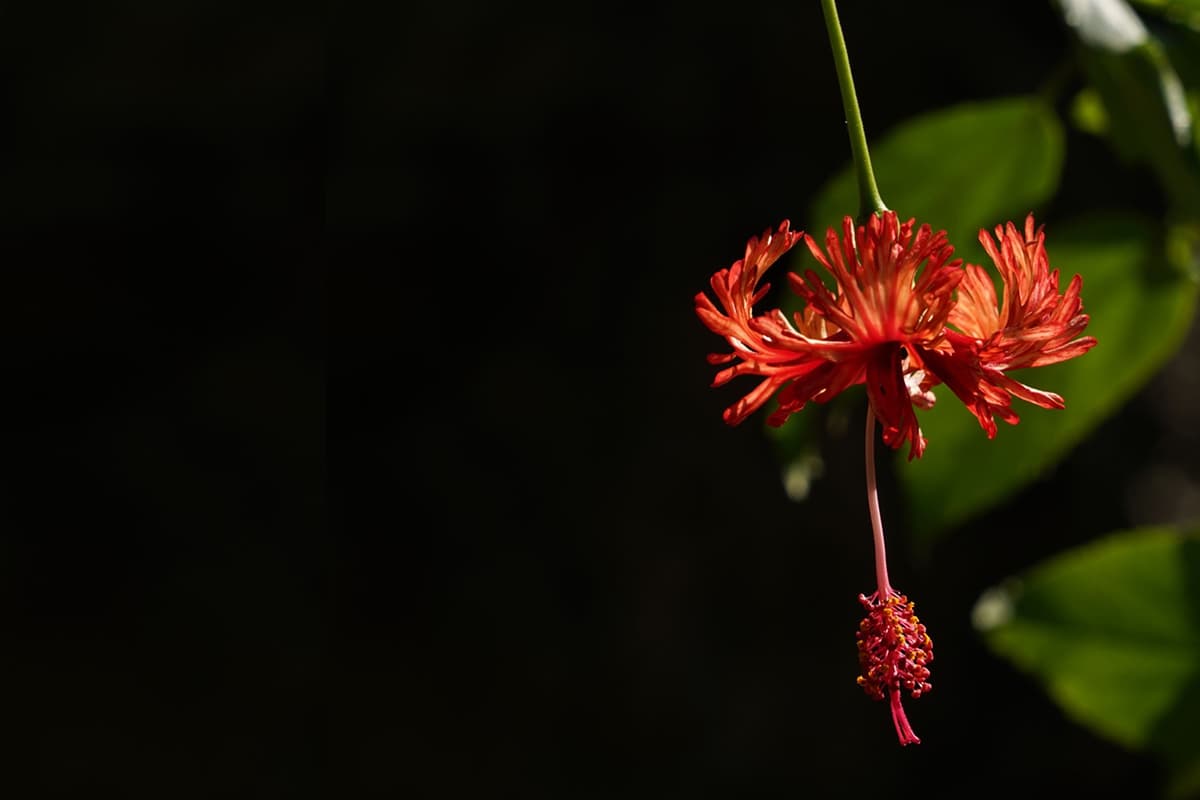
[820,0,887,221]
[864,407,891,599]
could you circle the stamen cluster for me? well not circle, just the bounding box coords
[855,591,933,745]
[856,591,932,699]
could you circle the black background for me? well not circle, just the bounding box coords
[0,2,324,797]
[341,0,1199,798]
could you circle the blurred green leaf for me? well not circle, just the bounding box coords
[1152,23,1200,155]
[1057,0,1200,217]
[1131,0,1200,30]
[975,525,1200,797]
[806,95,1063,268]
[1145,6,1200,74]
[899,214,1198,541]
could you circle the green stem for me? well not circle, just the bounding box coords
[820,0,887,220]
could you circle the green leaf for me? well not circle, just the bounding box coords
[975,525,1200,795]
[805,95,1063,268]
[899,214,1198,542]
[1130,0,1200,31]
[1056,0,1200,217]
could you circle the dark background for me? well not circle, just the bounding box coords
[341,0,1200,798]
[0,2,324,798]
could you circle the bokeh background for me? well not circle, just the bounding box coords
[347,0,1200,798]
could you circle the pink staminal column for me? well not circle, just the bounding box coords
[855,407,934,745]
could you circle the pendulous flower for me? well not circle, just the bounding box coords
[694,210,1097,458]
[695,210,1096,746]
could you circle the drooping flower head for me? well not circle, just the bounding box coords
[694,210,1095,747]
[694,210,1097,458]
[784,213,964,459]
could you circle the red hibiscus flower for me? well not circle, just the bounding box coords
[695,211,1097,459]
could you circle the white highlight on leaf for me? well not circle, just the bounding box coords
[1058,0,1148,51]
